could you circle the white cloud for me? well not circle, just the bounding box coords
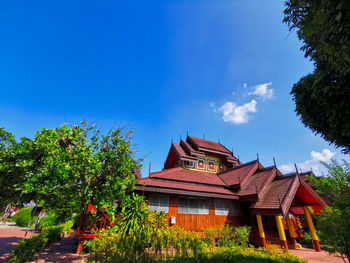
[279,149,336,176]
[218,99,257,124]
[248,82,273,100]
[311,149,335,162]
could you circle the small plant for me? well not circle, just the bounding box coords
[204,228,216,247]
[234,226,251,247]
[217,225,251,248]
[11,207,36,227]
[217,225,235,247]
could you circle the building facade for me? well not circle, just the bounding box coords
[135,135,326,251]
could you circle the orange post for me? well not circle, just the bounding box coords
[285,213,298,249]
[304,206,321,252]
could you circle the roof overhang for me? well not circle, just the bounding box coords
[135,186,239,200]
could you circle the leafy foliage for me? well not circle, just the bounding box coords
[217,225,251,248]
[308,160,350,261]
[11,207,36,227]
[0,122,142,221]
[283,0,350,153]
[169,246,305,263]
[0,128,35,207]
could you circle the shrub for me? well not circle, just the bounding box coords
[168,246,306,263]
[217,225,251,248]
[40,212,58,227]
[302,232,312,247]
[11,207,36,227]
[234,226,251,247]
[8,221,73,263]
[217,225,235,247]
[204,228,216,247]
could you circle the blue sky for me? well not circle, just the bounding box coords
[0,0,346,176]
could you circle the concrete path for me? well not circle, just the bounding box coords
[33,235,90,262]
[0,225,28,262]
[0,225,89,263]
[290,248,347,263]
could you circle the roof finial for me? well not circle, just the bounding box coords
[232,148,234,155]
[257,153,259,161]
[171,137,173,144]
[149,162,152,176]
[218,138,220,143]
[294,163,299,174]
[273,157,276,167]
[180,135,182,141]
[238,155,240,162]
[187,130,188,136]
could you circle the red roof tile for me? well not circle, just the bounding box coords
[172,143,197,160]
[239,168,276,196]
[136,178,235,196]
[150,167,227,186]
[187,136,231,154]
[253,176,295,210]
[218,161,260,186]
[180,139,203,156]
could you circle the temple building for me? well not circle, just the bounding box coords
[135,135,326,251]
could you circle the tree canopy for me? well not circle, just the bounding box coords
[0,122,142,220]
[284,0,350,153]
[308,160,350,261]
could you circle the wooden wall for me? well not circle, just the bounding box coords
[151,194,242,232]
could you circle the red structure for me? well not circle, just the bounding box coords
[135,135,326,251]
[76,204,121,254]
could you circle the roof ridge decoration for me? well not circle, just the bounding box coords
[186,135,233,155]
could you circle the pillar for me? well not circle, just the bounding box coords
[285,213,298,249]
[304,206,321,252]
[275,215,288,250]
[256,215,267,248]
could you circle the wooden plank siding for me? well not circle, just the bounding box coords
[145,193,241,231]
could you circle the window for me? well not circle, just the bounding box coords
[149,194,169,213]
[215,199,241,216]
[178,197,209,214]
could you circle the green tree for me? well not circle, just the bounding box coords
[308,160,350,262]
[0,122,142,221]
[283,0,350,153]
[0,128,35,208]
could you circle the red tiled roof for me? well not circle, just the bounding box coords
[187,136,231,154]
[180,139,203,156]
[136,178,236,197]
[149,167,227,186]
[172,143,197,160]
[218,161,260,186]
[253,176,295,210]
[239,168,276,196]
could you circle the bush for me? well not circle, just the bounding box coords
[8,221,73,263]
[217,225,251,248]
[204,228,216,247]
[40,212,58,228]
[169,246,306,263]
[11,207,36,227]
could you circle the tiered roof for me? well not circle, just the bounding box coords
[136,136,326,216]
[164,136,240,169]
